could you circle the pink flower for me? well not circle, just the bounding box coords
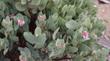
[17,19,25,26]
[82,31,90,40]
[19,55,27,61]
[37,14,46,21]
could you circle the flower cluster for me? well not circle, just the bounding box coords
[17,19,25,27]
[82,31,90,40]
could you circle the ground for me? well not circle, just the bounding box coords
[95,0,110,60]
[94,0,110,45]
[96,1,110,37]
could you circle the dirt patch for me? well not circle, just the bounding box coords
[94,1,110,60]
[95,0,110,38]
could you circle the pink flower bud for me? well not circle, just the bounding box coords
[82,31,90,40]
[19,55,27,61]
[37,14,46,21]
[17,19,25,26]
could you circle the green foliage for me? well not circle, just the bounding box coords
[0,0,108,61]
[2,16,13,32]
[65,20,79,30]
[34,27,42,37]
[52,27,60,40]
[23,32,37,44]
[18,47,35,61]
[15,2,27,11]
[46,13,58,30]
[93,48,109,61]
[0,38,9,55]
[24,27,47,49]
[48,39,65,58]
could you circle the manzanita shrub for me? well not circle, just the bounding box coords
[0,0,109,61]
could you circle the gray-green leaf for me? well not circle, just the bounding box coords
[23,32,37,44]
[34,33,47,48]
[34,27,42,37]
[15,2,27,11]
[52,27,60,40]
[65,20,78,30]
